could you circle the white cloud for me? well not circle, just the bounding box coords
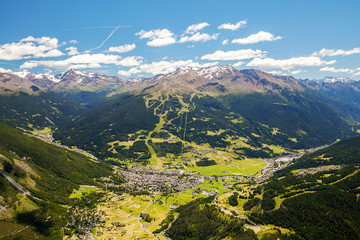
[118,68,141,76]
[0,67,12,73]
[268,70,283,75]
[108,43,136,53]
[136,29,176,47]
[178,33,219,43]
[320,66,351,73]
[21,53,121,70]
[36,49,64,58]
[233,61,244,67]
[312,47,360,57]
[69,40,79,44]
[290,70,304,75]
[222,39,229,45]
[116,56,143,67]
[0,36,64,60]
[20,62,39,69]
[21,36,58,48]
[68,63,102,69]
[185,22,210,34]
[201,49,266,61]
[325,60,337,65]
[63,53,119,65]
[65,46,79,56]
[232,31,282,44]
[147,38,176,47]
[218,20,247,31]
[118,59,218,76]
[247,56,330,70]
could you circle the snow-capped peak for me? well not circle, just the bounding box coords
[58,69,98,83]
[12,71,30,78]
[322,76,354,83]
[175,65,236,79]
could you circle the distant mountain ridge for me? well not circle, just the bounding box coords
[0,72,44,94]
[322,76,354,83]
[11,69,126,108]
[12,66,305,96]
[8,67,358,92]
[50,65,356,161]
[8,66,358,102]
[2,65,360,149]
[0,72,85,130]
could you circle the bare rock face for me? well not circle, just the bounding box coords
[6,65,306,98]
[0,73,44,95]
[52,69,125,93]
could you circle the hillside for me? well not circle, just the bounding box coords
[244,136,360,239]
[0,73,85,131]
[20,69,126,108]
[0,123,114,239]
[1,66,360,239]
[305,79,360,123]
[54,66,354,165]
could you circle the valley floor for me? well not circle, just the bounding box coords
[74,152,308,240]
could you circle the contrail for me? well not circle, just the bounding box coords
[61,26,129,31]
[87,25,121,52]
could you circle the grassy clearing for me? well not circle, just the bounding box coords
[262,144,286,155]
[69,185,100,199]
[257,224,293,238]
[187,159,266,176]
[198,180,230,195]
[274,197,283,210]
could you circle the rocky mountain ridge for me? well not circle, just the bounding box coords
[6,66,357,98]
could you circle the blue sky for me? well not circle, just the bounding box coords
[1,0,360,79]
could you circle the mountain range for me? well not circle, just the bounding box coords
[2,66,360,159]
[1,65,360,239]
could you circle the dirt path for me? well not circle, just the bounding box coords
[0,225,30,239]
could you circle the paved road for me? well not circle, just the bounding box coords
[0,170,29,195]
[161,214,178,240]
[137,195,159,240]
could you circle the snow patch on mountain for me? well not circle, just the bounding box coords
[322,76,354,83]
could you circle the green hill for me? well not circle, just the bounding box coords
[223,91,352,148]
[0,73,86,131]
[0,91,86,131]
[55,89,353,164]
[0,123,113,239]
[245,136,360,240]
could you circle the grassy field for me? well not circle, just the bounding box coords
[95,190,211,240]
[187,158,266,176]
[69,185,100,199]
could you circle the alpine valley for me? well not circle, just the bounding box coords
[1,65,360,240]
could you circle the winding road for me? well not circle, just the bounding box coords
[0,170,30,195]
[160,215,178,240]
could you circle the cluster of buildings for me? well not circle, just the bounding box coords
[119,168,202,193]
[293,165,342,176]
[66,206,100,239]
